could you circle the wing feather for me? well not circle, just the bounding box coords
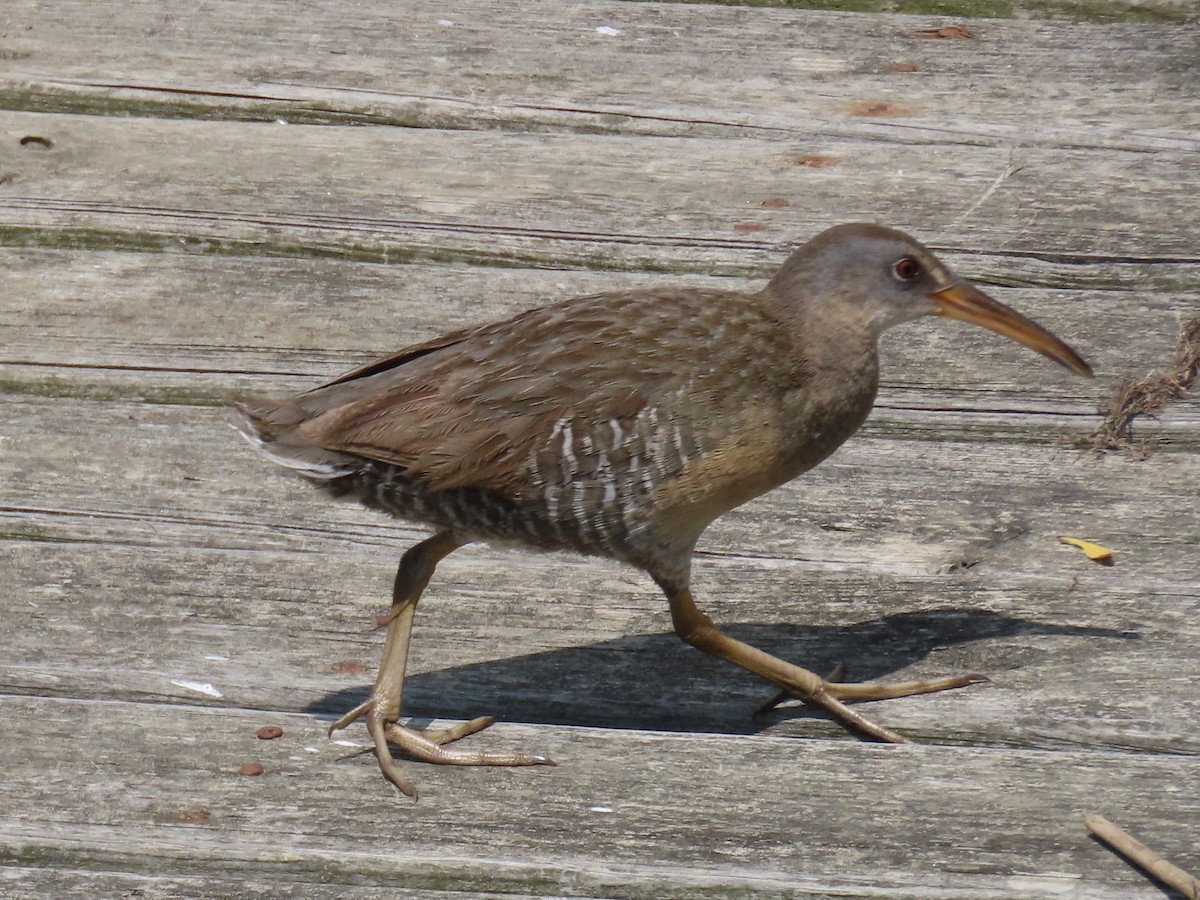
[291,289,803,495]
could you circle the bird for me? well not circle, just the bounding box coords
[233,223,1092,798]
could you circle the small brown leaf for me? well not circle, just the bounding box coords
[239,762,265,776]
[789,154,839,168]
[761,197,791,208]
[886,62,921,73]
[916,25,975,39]
[332,659,369,675]
[179,809,211,824]
[256,725,284,740]
[733,222,764,232]
[847,101,912,118]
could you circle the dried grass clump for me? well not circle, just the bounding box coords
[1067,315,1200,458]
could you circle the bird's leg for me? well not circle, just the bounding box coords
[663,584,985,743]
[329,530,554,798]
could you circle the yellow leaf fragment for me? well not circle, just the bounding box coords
[1059,536,1114,563]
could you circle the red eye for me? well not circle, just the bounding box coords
[893,257,921,281]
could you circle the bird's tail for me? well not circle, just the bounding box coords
[229,393,360,481]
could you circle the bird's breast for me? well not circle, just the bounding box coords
[777,362,879,472]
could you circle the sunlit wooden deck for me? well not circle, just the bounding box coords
[2,1,1198,896]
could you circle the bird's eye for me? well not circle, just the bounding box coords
[892,257,921,281]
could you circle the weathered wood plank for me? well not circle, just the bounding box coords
[1,0,1197,894]
[3,0,1196,146]
[0,869,480,900]
[4,696,1199,898]
[2,112,1196,270]
[2,249,1197,423]
[4,532,1197,755]
[6,695,1200,898]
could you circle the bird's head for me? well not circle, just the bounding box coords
[768,223,1093,378]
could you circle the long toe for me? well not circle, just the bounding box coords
[385,721,555,767]
[824,672,989,702]
[423,715,496,745]
[750,671,988,743]
[364,714,419,799]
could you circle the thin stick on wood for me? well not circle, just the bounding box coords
[1085,814,1200,899]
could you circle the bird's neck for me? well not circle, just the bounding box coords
[764,287,882,472]
[802,306,881,393]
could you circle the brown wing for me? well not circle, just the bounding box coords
[295,289,803,495]
[316,332,471,389]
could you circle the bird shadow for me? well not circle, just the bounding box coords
[306,607,1138,736]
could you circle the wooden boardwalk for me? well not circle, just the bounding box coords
[2,1,1198,896]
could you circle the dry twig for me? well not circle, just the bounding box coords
[1085,814,1200,899]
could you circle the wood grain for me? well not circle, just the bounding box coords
[1,0,1197,895]
[4,695,1199,898]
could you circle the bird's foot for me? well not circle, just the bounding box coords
[753,667,988,743]
[329,697,555,799]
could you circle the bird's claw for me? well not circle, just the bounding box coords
[328,697,375,736]
[329,694,555,800]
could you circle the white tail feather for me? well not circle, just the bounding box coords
[230,421,355,481]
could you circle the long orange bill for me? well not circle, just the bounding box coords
[931,282,1093,378]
